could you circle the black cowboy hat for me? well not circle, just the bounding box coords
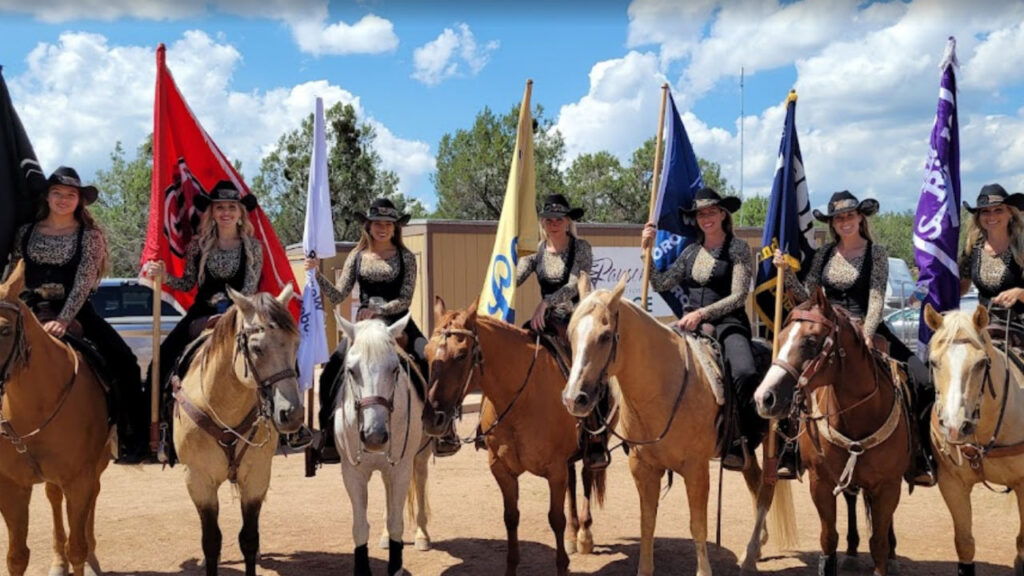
[962,183,1024,213]
[538,194,585,220]
[678,187,741,224]
[46,166,98,205]
[352,198,412,225]
[812,190,879,223]
[193,179,258,213]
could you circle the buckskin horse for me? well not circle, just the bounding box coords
[173,287,304,576]
[754,288,910,576]
[565,275,796,576]
[924,303,1024,576]
[333,312,431,576]
[0,262,111,576]
[425,297,606,576]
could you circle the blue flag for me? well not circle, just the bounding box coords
[913,37,961,356]
[650,92,701,317]
[754,90,815,332]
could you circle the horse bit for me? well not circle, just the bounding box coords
[235,322,297,426]
[342,351,414,467]
[428,325,483,438]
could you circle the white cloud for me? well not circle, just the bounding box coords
[626,0,717,65]
[412,23,498,86]
[8,30,433,200]
[0,0,399,56]
[963,20,1024,90]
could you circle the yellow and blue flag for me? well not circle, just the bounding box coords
[478,80,539,322]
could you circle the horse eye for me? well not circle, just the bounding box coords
[453,351,467,361]
[598,332,611,344]
[0,326,10,337]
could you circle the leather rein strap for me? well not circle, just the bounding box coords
[173,375,260,484]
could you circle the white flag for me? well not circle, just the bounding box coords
[297,97,336,392]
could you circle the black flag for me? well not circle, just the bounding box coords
[0,65,46,272]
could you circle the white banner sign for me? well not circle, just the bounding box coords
[589,246,677,318]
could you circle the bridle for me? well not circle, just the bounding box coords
[427,324,483,433]
[340,346,415,466]
[0,300,30,387]
[234,321,297,428]
[769,309,844,393]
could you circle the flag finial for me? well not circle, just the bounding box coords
[940,36,958,71]
[787,89,798,104]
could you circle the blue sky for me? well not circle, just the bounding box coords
[2,0,1023,214]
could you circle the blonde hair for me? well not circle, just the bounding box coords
[538,218,579,245]
[828,212,874,244]
[195,202,255,285]
[963,205,1024,268]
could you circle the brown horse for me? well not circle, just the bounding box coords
[754,288,910,576]
[566,276,795,576]
[424,297,606,576]
[0,262,111,576]
[174,287,304,576]
[924,304,1024,576]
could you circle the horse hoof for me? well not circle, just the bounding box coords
[48,565,68,576]
[577,535,594,555]
[379,534,390,549]
[1015,556,1024,576]
[739,557,759,574]
[565,540,577,555]
[414,537,430,552]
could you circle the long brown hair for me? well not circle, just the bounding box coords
[36,187,109,278]
[963,205,1024,268]
[827,213,874,244]
[695,207,735,245]
[195,202,256,285]
[354,220,408,254]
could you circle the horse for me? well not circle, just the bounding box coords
[564,275,795,576]
[754,288,911,576]
[425,297,606,576]
[334,312,431,576]
[173,286,305,576]
[0,261,111,576]
[924,303,1024,576]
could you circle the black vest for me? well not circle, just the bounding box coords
[21,224,86,309]
[355,249,407,323]
[192,242,248,314]
[680,236,749,328]
[970,242,1024,315]
[537,236,577,303]
[820,242,873,318]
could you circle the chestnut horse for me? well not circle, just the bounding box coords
[924,304,1024,576]
[0,262,111,576]
[565,276,796,576]
[754,289,910,576]
[425,298,606,576]
[174,287,305,576]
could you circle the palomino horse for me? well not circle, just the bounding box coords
[565,276,795,576]
[425,298,606,576]
[174,287,305,576]
[333,312,431,576]
[0,262,110,576]
[924,304,1024,576]
[754,289,910,576]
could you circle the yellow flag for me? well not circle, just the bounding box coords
[478,80,539,322]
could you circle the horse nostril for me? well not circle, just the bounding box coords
[574,392,590,408]
[960,421,975,437]
[434,412,447,428]
[762,391,775,410]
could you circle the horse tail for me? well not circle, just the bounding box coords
[589,467,607,508]
[406,448,431,526]
[767,479,799,550]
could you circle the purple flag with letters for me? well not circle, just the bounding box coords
[913,37,961,356]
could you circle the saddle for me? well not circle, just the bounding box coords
[32,304,114,419]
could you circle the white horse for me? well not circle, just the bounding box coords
[334,313,430,576]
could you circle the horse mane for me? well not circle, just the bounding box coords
[477,315,531,337]
[349,319,401,367]
[204,293,299,359]
[929,309,988,352]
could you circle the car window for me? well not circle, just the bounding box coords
[91,284,180,318]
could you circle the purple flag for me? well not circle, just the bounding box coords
[913,37,961,356]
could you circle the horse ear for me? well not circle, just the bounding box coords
[465,298,479,327]
[388,312,411,340]
[578,271,591,300]
[227,287,255,318]
[972,304,989,331]
[334,309,356,343]
[923,303,944,332]
[610,272,627,302]
[434,296,447,326]
[275,283,294,305]
[812,286,829,311]
[0,260,25,300]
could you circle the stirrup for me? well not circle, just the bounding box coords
[721,437,750,472]
[432,436,462,457]
[584,448,611,471]
[286,426,314,450]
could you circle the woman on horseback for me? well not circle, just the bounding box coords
[141,181,312,448]
[774,190,936,486]
[11,166,148,462]
[306,198,456,461]
[642,187,763,472]
[958,184,1024,333]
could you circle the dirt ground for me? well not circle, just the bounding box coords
[3,415,1021,576]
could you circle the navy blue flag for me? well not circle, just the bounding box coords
[0,66,46,272]
[753,90,815,332]
[649,92,701,317]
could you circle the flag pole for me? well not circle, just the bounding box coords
[150,274,161,456]
[641,83,670,312]
[764,89,799,484]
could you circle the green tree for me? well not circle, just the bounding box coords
[251,102,422,246]
[92,138,153,277]
[735,195,769,228]
[433,104,565,220]
[871,210,915,265]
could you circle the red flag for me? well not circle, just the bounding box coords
[141,43,300,319]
